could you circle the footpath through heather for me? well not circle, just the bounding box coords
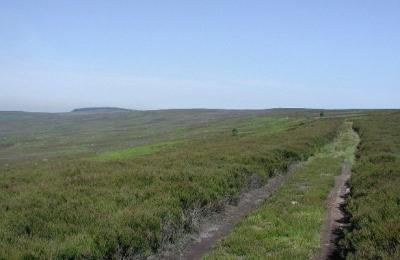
[205,121,359,259]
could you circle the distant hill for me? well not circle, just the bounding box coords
[71,107,133,113]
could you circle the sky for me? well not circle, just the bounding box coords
[0,0,399,112]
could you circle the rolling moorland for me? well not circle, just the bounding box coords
[0,108,398,259]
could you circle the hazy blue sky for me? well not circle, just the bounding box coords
[1,1,399,112]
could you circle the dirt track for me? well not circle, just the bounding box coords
[150,164,299,260]
[314,162,352,260]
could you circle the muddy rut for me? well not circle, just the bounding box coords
[314,162,352,260]
[149,164,299,260]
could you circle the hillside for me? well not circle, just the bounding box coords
[0,108,359,161]
[0,109,398,259]
[0,109,341,258]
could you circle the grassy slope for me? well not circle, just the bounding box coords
[0,116,340,258]
[0,109,362,161]
[0,109,272,161]
[205,121,359,259]
[340,111,400,259]
[92,140,185,161]
[91,116,306,162]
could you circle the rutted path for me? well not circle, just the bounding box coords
[151,122,359,260]
[314,162,352,260]
[203,121,360,259]
[315,123,359,260]
[150,164,300,260]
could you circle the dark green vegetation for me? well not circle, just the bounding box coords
[340,111,400,259]
[0,109,342,258]
[205,122,359,259]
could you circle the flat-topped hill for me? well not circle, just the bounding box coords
[71,107,133,113]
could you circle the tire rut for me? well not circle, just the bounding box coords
[314,162,352,260]
[149,164,300,260]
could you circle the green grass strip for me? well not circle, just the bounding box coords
[93,140,184,161]
[205,121,359,259]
